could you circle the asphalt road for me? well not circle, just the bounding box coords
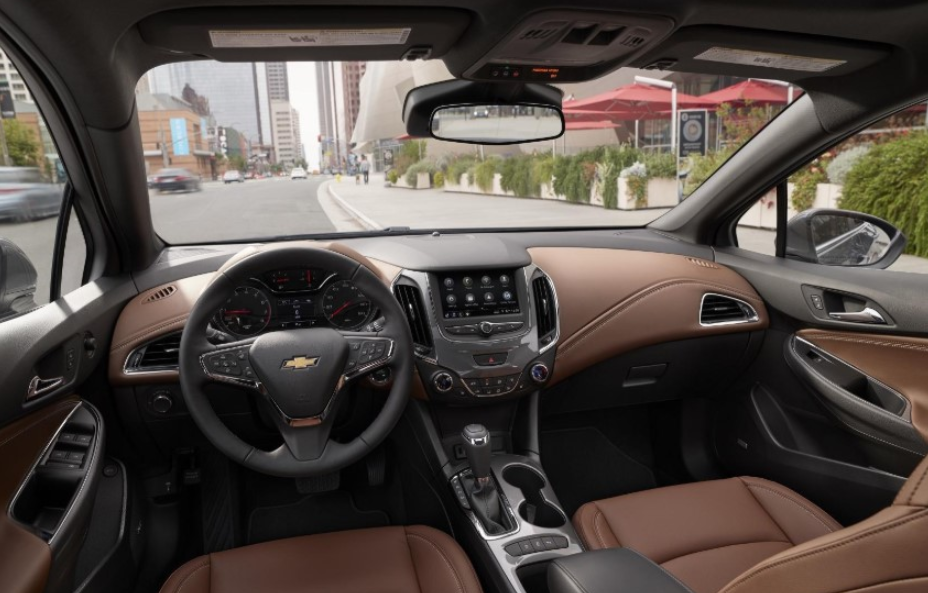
[150,176,335,244]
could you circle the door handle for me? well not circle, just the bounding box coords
[828,307,886,324]
[27,375,64,400]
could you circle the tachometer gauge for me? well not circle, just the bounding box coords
[220,286,271,336]
[322,281,372,330]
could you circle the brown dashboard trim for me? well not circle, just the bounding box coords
[109,244,403,386]
[528,248,768,384]
[797,329,928,443]
[0,398,80,593]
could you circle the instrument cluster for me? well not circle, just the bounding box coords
[214,267,374,337]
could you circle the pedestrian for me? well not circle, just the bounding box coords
[360,156,370,185]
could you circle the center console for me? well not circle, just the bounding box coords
[392,263,558,404]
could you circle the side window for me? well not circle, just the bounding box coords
[0,46,87,322]
[737,110,928,274]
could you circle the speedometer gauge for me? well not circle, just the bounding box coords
[322,281,372,330]
[220,286,271,336]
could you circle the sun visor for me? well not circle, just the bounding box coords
[137,7,472,62]
[629,26,892,83]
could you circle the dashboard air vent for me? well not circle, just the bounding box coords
[143,285,177,303]
[127,332,182,371]
[700,294,758,326]
[532,276,557,345]
[393,284,433,356]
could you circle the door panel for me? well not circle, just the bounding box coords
[713,249,928,523]
[0,399,78,593]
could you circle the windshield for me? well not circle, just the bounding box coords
[138,61,796,243]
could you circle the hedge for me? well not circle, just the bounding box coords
[840,132,928,257]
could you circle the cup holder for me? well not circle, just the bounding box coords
[502,465,566,528]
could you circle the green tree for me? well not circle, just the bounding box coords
[4,119,40,167]
[228,154,246,171]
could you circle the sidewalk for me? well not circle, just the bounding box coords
[322,173,670,231]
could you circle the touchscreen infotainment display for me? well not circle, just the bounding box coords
[437,270,520,319]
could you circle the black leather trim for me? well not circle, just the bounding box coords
[548,549,694,593]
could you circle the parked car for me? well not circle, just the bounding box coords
[151,168,201,192]
[0,167,62,222]
[243,171,256,180]
[290,167,307,180]
[472,107,490,118]
[222,170,244,184]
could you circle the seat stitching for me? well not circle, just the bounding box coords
[806,333,928,354]
[659,539,792,566]
[407,532,466,593]
[172,559,210,593]
[625,548,696,593]
[906,465,928,506]
[593,509,611,548]
[745,483,840,535]
[721,511,928,593]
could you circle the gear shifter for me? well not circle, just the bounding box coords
[460,424,511,535]
[462,424,492,484]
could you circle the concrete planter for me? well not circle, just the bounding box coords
[616,177,677,210]
[416,172,432,189]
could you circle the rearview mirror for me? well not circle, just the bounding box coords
[430,105,564,144]
[785,209,906,268]
[404,80,564,145]
[0,238,38,320]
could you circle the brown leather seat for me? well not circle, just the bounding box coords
[575,457,928,593]
[159,525,483,593]
[574,476,842,593]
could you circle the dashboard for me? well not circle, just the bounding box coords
[214,268,376,337]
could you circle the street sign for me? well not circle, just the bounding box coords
[0,81,15,119]
[678,110,708,157]
[218,127,228,157]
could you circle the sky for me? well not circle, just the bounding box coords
[288,63,322,170]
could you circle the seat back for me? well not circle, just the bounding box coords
[721,455,928,593]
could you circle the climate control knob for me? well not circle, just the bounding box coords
[530,363,550,384]
[433,372,455,393]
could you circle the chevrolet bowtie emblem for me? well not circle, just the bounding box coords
[281,356,321,370]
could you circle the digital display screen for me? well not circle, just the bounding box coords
[264,268,317,292]
[437,270,520,319]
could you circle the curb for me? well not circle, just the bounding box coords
[325,181,382,231]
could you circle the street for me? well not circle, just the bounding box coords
[150,176,335,244]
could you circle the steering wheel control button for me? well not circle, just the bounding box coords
[530,363,550,384]
[433,372,455,393]
[474,353,507,366]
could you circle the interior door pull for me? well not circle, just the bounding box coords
[828,308,886,324]
[27,375,64,399]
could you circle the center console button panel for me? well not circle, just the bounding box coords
[504,534,569,557]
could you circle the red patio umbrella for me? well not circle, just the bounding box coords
[700,79,801,107]
[563,82,714,115]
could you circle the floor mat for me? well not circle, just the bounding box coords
[247,490,390,544]
[541,427,657,517]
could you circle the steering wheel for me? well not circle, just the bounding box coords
[179,243,413,477]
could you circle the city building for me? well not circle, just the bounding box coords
[0,50,32,102]
[136,93,214,178]
[341,62,366,148]
[266,62,289,101]
[147,62,265,147]
[315,62,338,168]
[271,99,302,167]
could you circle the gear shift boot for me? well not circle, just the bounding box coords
[460,424,514,535]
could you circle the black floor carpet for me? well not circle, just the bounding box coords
[247,490,391,544]
[540,402,688,517]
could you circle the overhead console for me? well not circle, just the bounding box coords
[464,10,675,83]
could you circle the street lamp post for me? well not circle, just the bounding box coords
[635,75,679,200]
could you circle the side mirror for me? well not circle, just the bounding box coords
[404,80,564,145]
[0,238,38,320]
[785,209,906,268]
